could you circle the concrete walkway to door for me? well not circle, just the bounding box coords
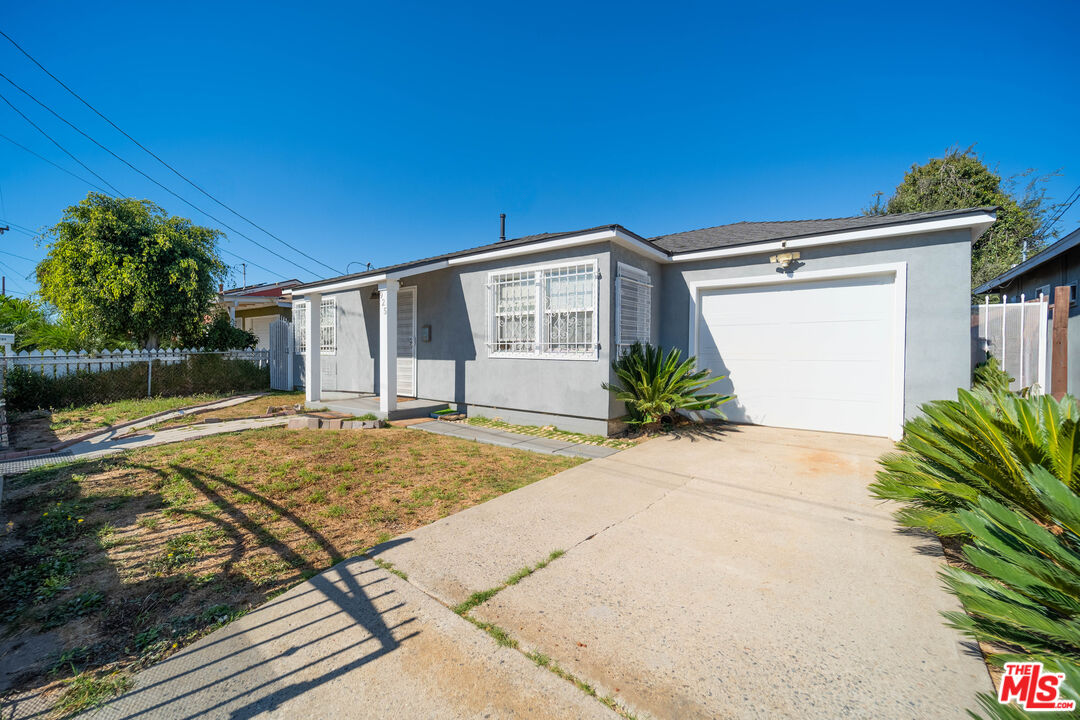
[373,424,990,719]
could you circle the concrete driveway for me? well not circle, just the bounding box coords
[97,424,989,719]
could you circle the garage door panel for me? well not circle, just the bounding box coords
[702,321,890,363]
[697,275,895,437]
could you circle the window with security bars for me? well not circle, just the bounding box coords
[488,261,597,358]
[320,297,336,353]
[294,301,308,353]
[292,299,336,353]
[616,264,652,354]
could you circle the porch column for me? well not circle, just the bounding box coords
[305,292,321,403]
[228,302,237,326]
[379,280,398,414]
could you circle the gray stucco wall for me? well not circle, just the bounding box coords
[308,242,620,435]
[658,228,974,421]
[992,245,1080,395]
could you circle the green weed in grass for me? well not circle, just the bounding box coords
[55,671,132,717]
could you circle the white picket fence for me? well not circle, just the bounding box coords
[0,348,269,378]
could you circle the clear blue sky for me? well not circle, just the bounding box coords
[1,0,1078,295]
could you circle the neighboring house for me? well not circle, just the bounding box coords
[973,226,1080,395]
[217,280,299,349]
[287,207,996,439]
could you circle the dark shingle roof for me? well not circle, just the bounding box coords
[650,207,997,253]
[291,225,634,290]
[292,207,996,292]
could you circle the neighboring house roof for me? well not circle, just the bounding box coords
[650,207,999,253]
[290,207,997,294]
[222,279,301,298]
[972,226,1080,295]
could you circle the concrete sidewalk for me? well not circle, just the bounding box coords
[408,419,621,459]
[94,555,617,720]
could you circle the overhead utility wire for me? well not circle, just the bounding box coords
[0,30,342,276]
[1,137,282,282]
[0,131,113,194]
[0,89,124,196]
[0,74,324,279]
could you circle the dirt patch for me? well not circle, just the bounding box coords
[147,391,305,432]
[796,450,858,476]
[0,426,582,718]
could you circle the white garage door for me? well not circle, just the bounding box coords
[696,274,898,437]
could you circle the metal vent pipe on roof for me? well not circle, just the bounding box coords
[500,213,506,242]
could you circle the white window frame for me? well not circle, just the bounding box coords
[486,259,599,360]
[615,262,652,355]
[320,296,337,354]
[294,300,308,354]
[293,298,337,355]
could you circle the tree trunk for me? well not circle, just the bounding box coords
[145,331,159,350]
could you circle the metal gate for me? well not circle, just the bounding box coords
[269,318,294,391]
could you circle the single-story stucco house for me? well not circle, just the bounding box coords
[286,207,996,439]
[217,280,299,349]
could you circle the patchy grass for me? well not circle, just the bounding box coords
[0,426,582,717]
[525,650,638,720]
[147,391,306,431]
[55,671,133,717]
[452,549,565,615]
[7,394,232,452]
[371,557,407,580]
[464,416,638,449]
[48,395,229,434]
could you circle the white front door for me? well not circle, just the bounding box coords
[696,274,897,437]
[396,286,417,397]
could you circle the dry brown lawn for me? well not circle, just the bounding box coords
[0,426,582,718]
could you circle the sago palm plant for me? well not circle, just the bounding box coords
[870,389,1080,536]
[602,342,731,425]
[940,466,1080,718]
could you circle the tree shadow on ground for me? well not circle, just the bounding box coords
[0,457,419,720]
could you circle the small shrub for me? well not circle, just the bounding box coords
[602,342,731,425]
[3,354,269,412]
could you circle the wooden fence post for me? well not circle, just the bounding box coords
[1052,285,1070,400]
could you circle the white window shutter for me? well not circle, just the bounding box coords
[616,264,651,353]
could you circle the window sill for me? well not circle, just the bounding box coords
[488,352,598,361]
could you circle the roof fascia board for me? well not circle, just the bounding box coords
[973,228,1080,294]
[444,229,620,266]
[613,229,671,262]
[668,211,997,263]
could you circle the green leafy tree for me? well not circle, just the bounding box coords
[0,295,129,351]
[36,193,227,348]
[867,147,1062,288]
[195,309,258,351]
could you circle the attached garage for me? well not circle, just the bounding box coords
[691,265,906,439]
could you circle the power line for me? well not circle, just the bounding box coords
[0,31,343,276]
[1044,183,1080,236]
[0,88,124,195]
[0,73,326,279]
[0,248,37,262]
[0,131,113,193]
